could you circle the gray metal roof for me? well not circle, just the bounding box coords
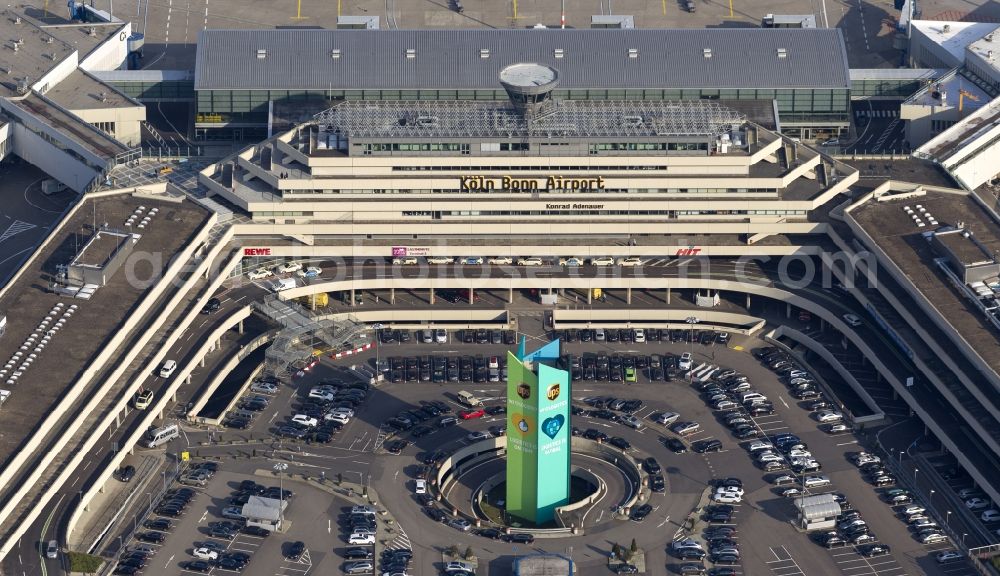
[241,496,285,522]
[800,501,842,520]
[195,28,850,92]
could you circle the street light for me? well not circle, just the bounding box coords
[962,533,968,548]
[274,462,288,527]
[685,316,699,378]
[946,510,952,528]
[914,467,919,483]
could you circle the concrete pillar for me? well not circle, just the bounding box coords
[548,287,554,294]
[238,319,244,334]
[746,293,751,309]
[350,288,356,306]
[508,288,514,304]
[587,290,592,305]
[390,288,396,304]
[666,287,671,304]
[200,356,206,367]
[429,289,435,305]
[469,287,474,304]
[786,302,792,318]
[626,287,632,305]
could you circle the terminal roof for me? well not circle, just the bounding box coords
[312,99,747,139]
[195,28,850,92]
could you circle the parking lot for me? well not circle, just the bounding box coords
[132,319,986,576]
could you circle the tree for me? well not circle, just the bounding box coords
[447,544,460,558]
[611,543,622,559]
[630,538,638,553]
[464,546,475,560]
[336,472,343,485]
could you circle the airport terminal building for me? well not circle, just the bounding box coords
[193,27,852,142]
[199,62,856,250]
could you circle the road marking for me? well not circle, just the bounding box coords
[165,554,175,569]
[0,220,36,243]
[836,440,859,446]
[656,515,670,528]
[199,510,208,523]
[779,396,789,409]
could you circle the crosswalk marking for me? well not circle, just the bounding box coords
[0,220,36,243]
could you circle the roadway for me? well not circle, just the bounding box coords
[10,255,996,575]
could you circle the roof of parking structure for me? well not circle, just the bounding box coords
[0,193,209,470]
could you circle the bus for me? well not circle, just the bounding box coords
[145,423,179,448]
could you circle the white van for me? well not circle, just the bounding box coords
[159,360,177,378]
[145,423,179,448]
[457,390,483,407]
[803,475,831,488]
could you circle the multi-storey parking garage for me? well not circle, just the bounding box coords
[4,17,1000,576]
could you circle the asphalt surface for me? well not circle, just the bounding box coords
[8,256,995,576]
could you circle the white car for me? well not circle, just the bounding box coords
[618,256,643,266]
[712,492,742,504]
[590,256,615,266]
[291,414,318,427]
[467,430,492,442]
[748,441,774,453]
[757,452,785,463]
[715,486,744,497]
[655,412,680,426]
[296,266,323,278]
[325,413,350,425]
[435,328,448,343]
[193,547,219,561]
[842,313,863,327]
[392,256,418,265]
[825,423,850,434]
[517,257,544,266]
[816,410,844,423]
[309,389,335,402]
[965,497,990,510]
[821,138,840,147]
[633,329,646,343]
[427,256,454,265]
[328,407,354,418]
[275,261,302,274]
[678,352,693,371]
[920,533,947,545]
[414,479,426,494]
[788,449,813,459]
[247,267,273,280]
[771,474,796,486]
[936,551,962,563]
[487,256,513,265]
[982,509,1000,523]
[348,533,375,545]
[250,382,278,395]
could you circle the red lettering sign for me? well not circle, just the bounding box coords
[244,248,272,256]
[675,247,702,257]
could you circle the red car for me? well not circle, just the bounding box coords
[459,409,485,420]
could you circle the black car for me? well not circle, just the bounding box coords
[225,551,251,567]
[679,548,707,560]
[484,405,506,415]
[285,541,306,562]
[113,566,139,575]
[117,465,136,482]
[144,518,171,531]
[507,533,535,544]
[385,440,409,454]
[615,564,639,574]
[186,560,212,572]
[218,557,244,571]
[583,429,608,441]
[382,549,413,561]
[426,507,448,522]
[631,504,653,522]
[644,457,661,474]
[344,547,373,560]
[609,437,631,450]
[694,439,723,453]
[201,297,222,314]
[650,475,666,492]
[477,528,503,540]
[665,438,688,453]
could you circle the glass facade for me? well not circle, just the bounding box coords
[196,87,850,127]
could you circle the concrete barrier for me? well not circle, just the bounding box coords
[553,309,764,333]
[313,309,510,326]
[0,208,217,554]
[48,230,240,552]
[186,322,275,425]
[765,325,885,423]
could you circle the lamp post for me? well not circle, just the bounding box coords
[274,462,288,527]
[962,533,968,548]
[913,467,919,484]
[371,323,384,379]
[946,510,952,528]
[685,317,699,379]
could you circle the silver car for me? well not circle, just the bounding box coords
[344,560,374,574]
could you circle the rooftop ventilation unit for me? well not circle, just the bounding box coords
[405,48,416,59]
[44,36,53,44]
[553,48,564,58]
[256,49,267,59]
[88,27,96,36]
[987,33,994,42]
[331,49,341,59]
[479,48,490,59]
[943,24,951,33]
[623,115,643,126]
[703,48,713,58]
[15,77,28,94]
[777,47,788,58]
[628,48,639,59]
[415,116,438,126]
